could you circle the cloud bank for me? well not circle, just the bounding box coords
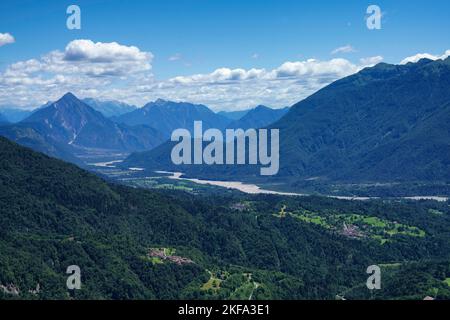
[0,39,153,106]
[5,40,445,111]
[2,40,380,110]
[400,50,450,64]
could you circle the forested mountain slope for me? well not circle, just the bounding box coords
[2,136,450,299]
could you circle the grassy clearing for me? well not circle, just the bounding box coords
[201,273,223,292]
[199,270,259,300]
[164,247,176,256]
[379,263,402,269]
[295,214,329,227]
[139,255,164,265]
[230,282,255,300]
[273,204,287,218]
[429,209,444,216]
[274,207,425,243]
[443,278,450,287]
[121,177,194,191]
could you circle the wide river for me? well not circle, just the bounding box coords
[155,171,449,202]
[90,160,448,202]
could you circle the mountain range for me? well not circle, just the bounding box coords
[0,93,287,167]
[227,105,289,130]
[218,109,250,120]
[82,98,137,117]
[0,99,136,124]
[22,93,164,152]
[122,58,450,196]
[112,99,232,138]
[0,93,164,164]
[2,58,449,197]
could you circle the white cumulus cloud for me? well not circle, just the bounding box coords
[273,58,359,78]
[0,33,15,47]
[144,57,376,110]
[4,39,440,112]
[0,39,154,106]
[3,39,152,79]
[0,46,385,110]
[9,41,150,76]
[64,39,151,63]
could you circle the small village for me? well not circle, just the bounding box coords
[148,248,194,265]
[341,222,365,239]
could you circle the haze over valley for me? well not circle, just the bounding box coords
[2,0,450,302]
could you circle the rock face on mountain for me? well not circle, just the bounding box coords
[0,93,164,164]
[113,99,231,138]
[123,58,450,192]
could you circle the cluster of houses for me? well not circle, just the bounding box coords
[341,222,365,239]
[0,283,41,296]
[230,202,249,212]
[0,283,20,296]
[148,248,194,265]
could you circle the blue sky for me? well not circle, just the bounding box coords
[1,0,449,110]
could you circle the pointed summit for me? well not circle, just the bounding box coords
[14,91,163,155]
[253,105,271,111]
[43,92,91,115]
[60,92,79,101]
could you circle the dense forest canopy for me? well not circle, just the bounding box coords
[1,136,450,300]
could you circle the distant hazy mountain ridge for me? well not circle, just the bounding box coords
[82,98,137,117]
[217,109,249,120]
[227,105,289,130]
[113,99,231,138]
[0,107,32,123]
